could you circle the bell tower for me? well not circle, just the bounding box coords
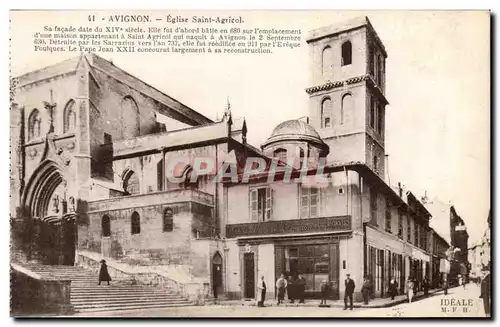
[305,16,388,177]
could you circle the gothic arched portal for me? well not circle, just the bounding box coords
[21,160,76,265]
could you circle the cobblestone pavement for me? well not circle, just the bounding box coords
[74,284,488,318]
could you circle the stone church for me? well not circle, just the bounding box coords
[11,17,448,313]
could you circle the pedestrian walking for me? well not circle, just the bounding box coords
[288,275,295,303]
[443,279,448,295]
[407,278,414,303]
[296,273,306,304]
[361,276,370,304]
[276,274,287,305]
[98,259,111,285]
[319,280,329,306]
[480,272,491,316]
[257,275,267,307]
[423,277,429,296]
[388,278,398,300]
[344,274,355,310]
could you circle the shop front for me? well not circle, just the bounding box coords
[226,215,352,300]
[275,241,340,299]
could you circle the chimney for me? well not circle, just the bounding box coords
[398,182,402,197]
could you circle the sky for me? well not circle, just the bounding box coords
[10,10,490,245]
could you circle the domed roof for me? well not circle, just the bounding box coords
[262,119,326,148]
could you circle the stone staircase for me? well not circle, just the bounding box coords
[18,263,193,313]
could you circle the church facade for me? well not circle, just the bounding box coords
[11,17,448,302]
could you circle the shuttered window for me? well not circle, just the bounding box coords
[249,187,273,222]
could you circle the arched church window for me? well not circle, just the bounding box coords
[28,109,42,141]
[322,45,333,76]
[341,41,352,66]
[131,211,141,234]
[321,98,332,128]
[341,93,353,125]
[102,215,111,237]
[273,148,287,163]
[63,100,76,133]
[121,96,140,139]
[124,170,140,195]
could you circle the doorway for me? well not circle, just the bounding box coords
[243,253,255,299]
[212,252,223,298]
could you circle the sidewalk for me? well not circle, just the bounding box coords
[212,288,446,309]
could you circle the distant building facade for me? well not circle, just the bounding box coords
[449,206,469,283]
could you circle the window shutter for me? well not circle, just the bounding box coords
[250,189,258,221]
[265,187,273,221]
[310,188,319,218]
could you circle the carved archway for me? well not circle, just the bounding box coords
[22,159,68,218]
[20,159,76,265]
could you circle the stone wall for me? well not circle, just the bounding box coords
[10,266,73,316]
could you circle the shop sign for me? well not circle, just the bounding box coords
[226,216,351,238]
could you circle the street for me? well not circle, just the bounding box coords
[74,284,488,318]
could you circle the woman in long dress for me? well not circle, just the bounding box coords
[407,278,414,303]
[98,259,112,285]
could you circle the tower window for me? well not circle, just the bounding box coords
[374,155,379,172]
[321,97,332,128]
[341,93,352,125]
[321,46,333,77]
[341,41,352,66]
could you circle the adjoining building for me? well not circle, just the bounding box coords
[11,16,453,304]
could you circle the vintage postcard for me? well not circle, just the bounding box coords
[9,10,491,318]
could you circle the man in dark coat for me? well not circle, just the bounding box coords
[388,278,398,300]
[320,280,329,305]
[480,272,491,316]
[275,274,287,305]
[344,274,355,310]
[288,275,295,303]
[423,277,429,296]
[296,274,306,304]
[98,259,111,285]
[361,276,370,304]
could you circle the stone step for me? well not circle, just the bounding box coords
[74,302,193,313]
[71,297,190,306]
[71,293,184,300]
[71,290,177,295]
